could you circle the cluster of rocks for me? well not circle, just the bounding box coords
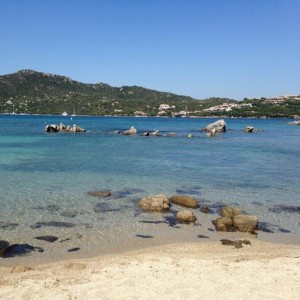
[137,194,259,235]
[45,123,86,133]
[203,119,259,136]
[138,194,198,223]
[117,126,161,136]
[115,120,260,139]
[212,206,258,234]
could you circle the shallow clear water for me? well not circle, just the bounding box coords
[0,115,299,264]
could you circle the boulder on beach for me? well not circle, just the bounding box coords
[176,210,197,223]
[221,206,242,218]
[123,126,137,135]
[212,217,234,232]
[138,194,170,212]
[233,215,258,233]
[203,119,226,133]
[169,195,199,208]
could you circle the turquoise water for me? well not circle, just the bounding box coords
[0,115,299,264]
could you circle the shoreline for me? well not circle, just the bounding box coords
[0,239,299,299]
[1,225,300,268]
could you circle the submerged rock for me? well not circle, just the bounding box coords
[0,242,44,258]
[0,222,18,230]
[200,205,210,213]
[269,205,300,214]
[87,191,112,197]
[176,186,201,195]
[169,195,199,208]
[60,209,77,218]
[30,221,76,229]
[34,235,58,243]
[93,203,120,213]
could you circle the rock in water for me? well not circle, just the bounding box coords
[203,119,226,133]
[169,195,199,208]
[243,126,255,133]
[138,194,170,212]
[201,205,209,213]
[123,126,137,135]
[176,210,197,223]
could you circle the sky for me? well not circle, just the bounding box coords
[0,0,299,100]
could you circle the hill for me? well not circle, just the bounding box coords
[0,70,299,118]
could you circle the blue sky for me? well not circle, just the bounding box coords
[0,0,299,100]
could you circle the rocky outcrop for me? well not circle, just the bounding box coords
[176,210,197,223]
[203,119,226,133]
[123,126,137,135]
[138,194,170,212]
[45,123,85,133]
[169,195,199,208]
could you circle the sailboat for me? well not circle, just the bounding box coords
[71,105,76,117]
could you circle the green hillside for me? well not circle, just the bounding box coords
[0,70,299,118]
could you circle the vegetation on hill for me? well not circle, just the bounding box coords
[0,70,299,118]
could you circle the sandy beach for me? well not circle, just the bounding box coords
[0,239,299,300]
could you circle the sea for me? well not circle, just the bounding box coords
[0,114,299,265]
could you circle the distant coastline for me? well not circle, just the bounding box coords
[1,70,299,118]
